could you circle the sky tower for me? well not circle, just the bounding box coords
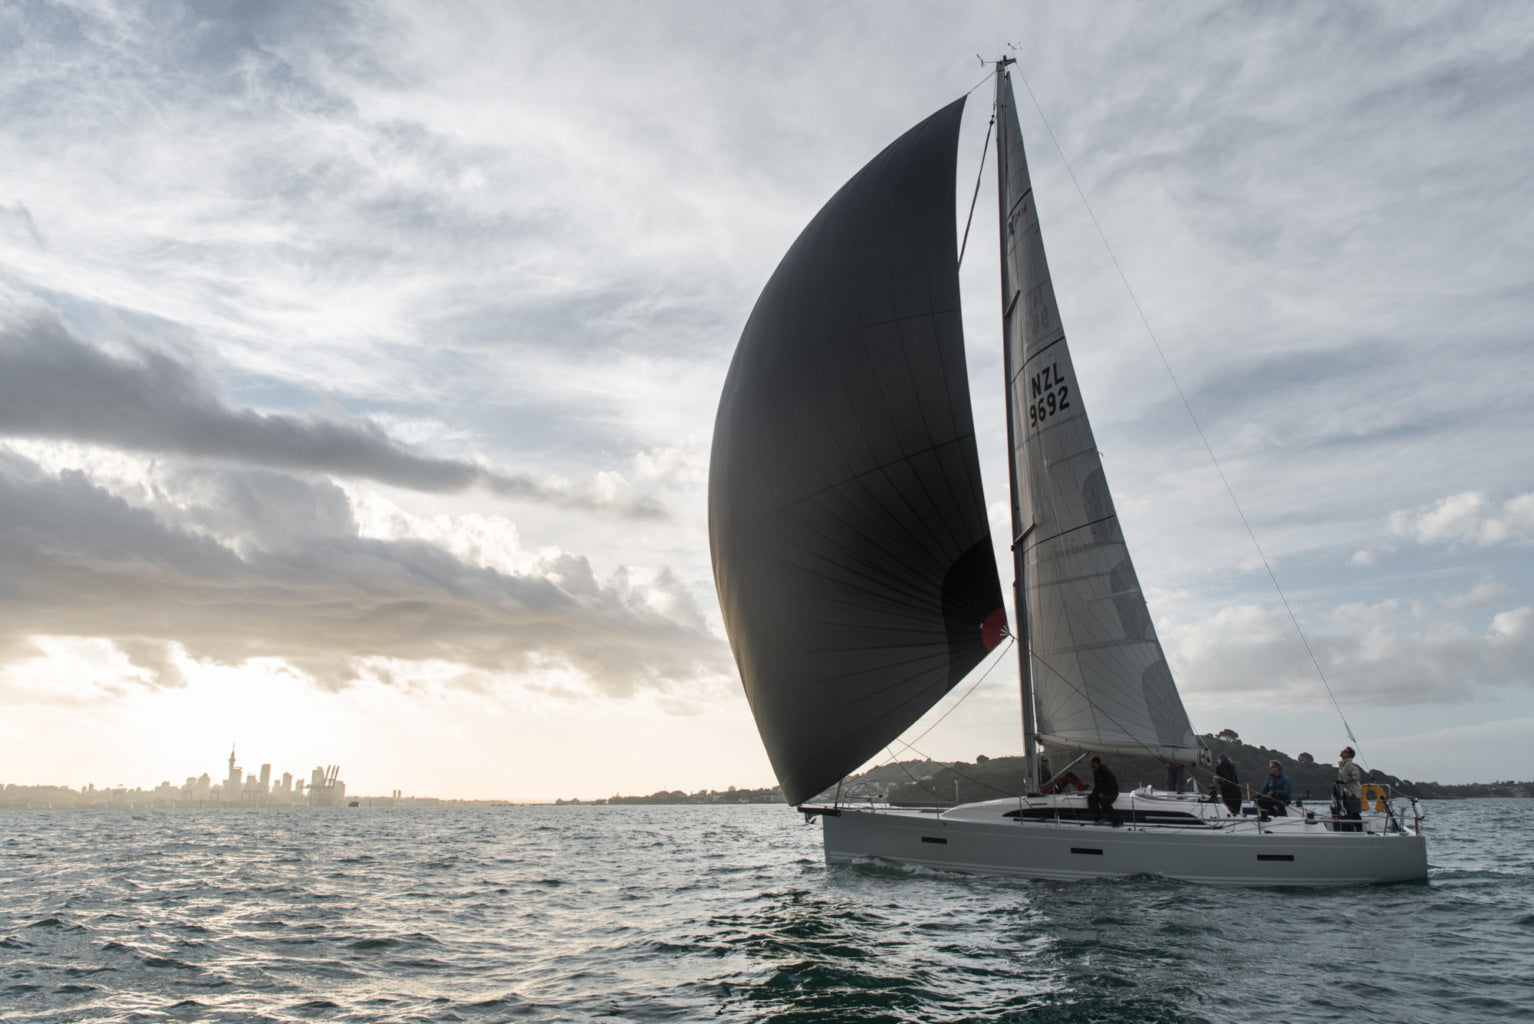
[225,742,241,798]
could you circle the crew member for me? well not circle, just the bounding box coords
[1337,746,1364,831]
[1088,756,1119,825]
[1214,753,1242,815]
[1256,759,1291,817]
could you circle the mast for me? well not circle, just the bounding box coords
[993,56,1039,795]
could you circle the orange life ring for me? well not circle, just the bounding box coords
[1361,784,1388,811]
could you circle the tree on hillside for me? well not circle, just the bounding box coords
[1298,752,1314,765]
[1217,728,1240,742]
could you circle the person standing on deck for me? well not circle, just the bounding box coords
[1087,756,1119,825]
[1214,753,1242,815]
[1337,747,1364,831]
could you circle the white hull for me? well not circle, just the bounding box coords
[814,791,1427,886]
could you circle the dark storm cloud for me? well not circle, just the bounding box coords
[0,449,727,694]
[0,312,664,518]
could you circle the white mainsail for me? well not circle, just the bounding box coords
[996,70,1200,762]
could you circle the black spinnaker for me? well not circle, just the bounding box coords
[709,97,1005,805]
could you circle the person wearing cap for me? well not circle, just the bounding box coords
[1256,759,1291,817]
[1214,753,1241,815]
[1337,746,1364,831]
[1087,756,1120,825]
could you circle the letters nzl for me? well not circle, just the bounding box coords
[1026,361,1071,429]
[1030,363,1066,399]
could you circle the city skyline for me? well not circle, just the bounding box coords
[0,744,349,809]
[2,4,1532,799]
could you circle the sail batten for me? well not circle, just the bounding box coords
[709,97,1005,806]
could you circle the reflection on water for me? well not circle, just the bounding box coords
[1,801,1530,1022]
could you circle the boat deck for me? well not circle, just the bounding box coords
[803,788,1427,884]
[811,787,1414,837]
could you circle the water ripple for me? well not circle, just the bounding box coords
[1,801,1531,1022]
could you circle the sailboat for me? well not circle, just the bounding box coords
[708,59,1427,885]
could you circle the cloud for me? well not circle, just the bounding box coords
[0,449,730,696]
[162,465,359,551]
[1348,492,1534,567]
[0,203,44,248]
[1387,491,1534,548]
[115,638,190,690]
[0,309,664,518]
[1166,596,1534,708]
[1438,581,1517,613]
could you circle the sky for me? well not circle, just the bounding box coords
[2,1,1532,799]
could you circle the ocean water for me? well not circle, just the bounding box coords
[1,800,1530,1024]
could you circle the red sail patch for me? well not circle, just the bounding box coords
[981,608,1008,651]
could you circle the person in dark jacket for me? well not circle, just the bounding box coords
[1088,756,1119,824]
[1214,753,1242,815]
[1256,759,1292,817]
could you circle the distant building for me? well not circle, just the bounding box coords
[225,745,242,805]
[307,765,345,807]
